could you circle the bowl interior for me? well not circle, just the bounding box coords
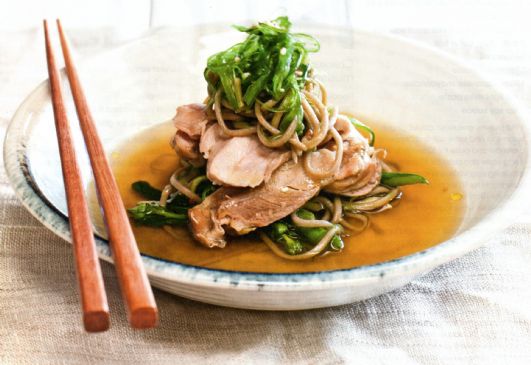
[16,26,528,267]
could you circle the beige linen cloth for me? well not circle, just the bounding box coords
[1,27,531,364]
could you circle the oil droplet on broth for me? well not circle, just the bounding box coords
[450,193,463,201]
[107,120,464,273]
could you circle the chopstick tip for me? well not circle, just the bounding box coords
[130,307,159,329]
[83,310,111,333]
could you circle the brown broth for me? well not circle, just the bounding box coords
[110,121,464,273]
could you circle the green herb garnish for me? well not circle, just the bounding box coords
[205,16,320,135]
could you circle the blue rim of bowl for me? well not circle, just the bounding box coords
[4,26,531,291]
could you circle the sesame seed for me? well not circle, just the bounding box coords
[280,47,287,55]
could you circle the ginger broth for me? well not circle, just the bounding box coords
[110,121,464,273]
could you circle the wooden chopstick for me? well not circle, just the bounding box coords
[55,19,158,329]
[43,20,110,332]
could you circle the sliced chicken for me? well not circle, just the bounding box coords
[332,142,369,181]
[187,187,240,248]
[322,117,381,197]
[187,111,383,247]
[218,160,322,234]
[334,115,368,146]
[173,103,209,138]
[171,131,200,160]
[170,104,209,165]
[325,154,382,197]
[199,124,290,188]
[189,159,327,248]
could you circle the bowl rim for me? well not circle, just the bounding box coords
[4,25,531,291]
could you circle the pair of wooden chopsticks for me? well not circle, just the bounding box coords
[43,19,158,332]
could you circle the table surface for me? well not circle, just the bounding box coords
[1,1,531,364]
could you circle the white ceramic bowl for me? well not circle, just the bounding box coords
[4,25,531,310]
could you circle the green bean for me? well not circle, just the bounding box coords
[380,172,429,187]
[302,200,324,212]
[298,227,328,245]
[329,235,344,251]
[295,208,315,220]
[294,209,339,245]
[264,210,345,256]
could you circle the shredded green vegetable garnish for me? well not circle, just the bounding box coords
[204,16,319,135]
